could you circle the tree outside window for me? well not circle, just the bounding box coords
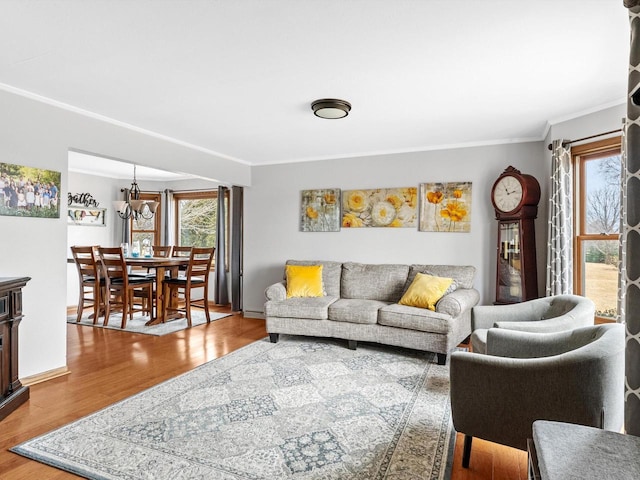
[174,190,228,268]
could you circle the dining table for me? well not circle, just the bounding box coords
[124,256,190,325]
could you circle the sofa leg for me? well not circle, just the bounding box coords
[436,353,447,365]
[348,340,357,350]
[462,435,472,468]
[269,333,279,343]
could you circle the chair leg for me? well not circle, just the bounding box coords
[436,353,447,365]
[185,288,192,327]
[76,286,85,323]
[462,435,472,468]
[120,291,128,330]
[92,284,100,324]
[203,286,211,323]
[103,292,111,326]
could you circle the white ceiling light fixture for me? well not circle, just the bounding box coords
[112,164,159,220]
[311,99,351,119]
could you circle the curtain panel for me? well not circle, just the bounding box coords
[545,140,573,296]
[624,0,640,437]
[215,186,229,305]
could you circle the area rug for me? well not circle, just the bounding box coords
[67,310,232,336]
[12,337,455,479]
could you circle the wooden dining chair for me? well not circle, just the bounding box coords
[97,246,154,328]
[163,247,215,327]
[70,245,103,323]
[152,245,173,257]
[171,245,192,274]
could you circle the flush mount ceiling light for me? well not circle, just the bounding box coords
[311,98,351,119]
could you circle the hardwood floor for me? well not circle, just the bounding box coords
[0,307,527,479]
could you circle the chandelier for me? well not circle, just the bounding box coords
[112,164,159,220]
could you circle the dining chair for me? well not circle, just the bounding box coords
[152,245,173,257]
[70,245,103,324]
[162,247,215,327]
[97,246,154,328]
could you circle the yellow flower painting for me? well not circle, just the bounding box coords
[300,188,341,232]
[419,182,472,232]
[342,187,418,228]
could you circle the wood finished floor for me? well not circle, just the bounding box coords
[0,307,527,479]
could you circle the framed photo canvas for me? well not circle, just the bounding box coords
[419,182,472,232]
[0,162,61,219]
[300,188,341,232]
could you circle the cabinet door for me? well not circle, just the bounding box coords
[496,221,523,303]
[0,323,8,398]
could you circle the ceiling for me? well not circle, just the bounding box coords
[0,1,630,168]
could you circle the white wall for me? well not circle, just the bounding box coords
[545,104,625,148]
[0,89,249,379]
[243,142,547,316]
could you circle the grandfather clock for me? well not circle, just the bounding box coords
[490,166,541,304]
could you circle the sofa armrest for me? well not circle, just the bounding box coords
[494,314,593,333]
[436,288,480,318]
[486,328,577,358]
[471,298,550,330]
[265,281,287,301]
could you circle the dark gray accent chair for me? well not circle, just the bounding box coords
[470,294,595,354]
[450,323,625,468]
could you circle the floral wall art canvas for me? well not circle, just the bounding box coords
[419,182,472,232]
[300,188,341,232]
[342,187,417,228]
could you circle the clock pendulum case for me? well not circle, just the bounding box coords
[490,166,541,304]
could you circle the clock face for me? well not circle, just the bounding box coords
[493,175,524,212]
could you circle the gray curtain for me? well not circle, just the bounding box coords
[624,0,640,437]
[121,187,130,245]
[162,189,174,246]
[618,122,627,325]
[215,186,229,305]
[545,140,573,296]
[230,186,243,312]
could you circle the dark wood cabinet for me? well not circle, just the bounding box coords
[0,276,30,421]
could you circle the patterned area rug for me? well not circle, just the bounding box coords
[67,310,232,336]
[12,337,455,479]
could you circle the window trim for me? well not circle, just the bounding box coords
[129,191,162,246]
[173,190,230,270]
[572,136,622,322]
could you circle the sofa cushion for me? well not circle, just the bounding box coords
[285,264,324,298]
[341,262,410,302]
[328,298,391,324]
[286,260,342,297]
[265,296,338,320]
[378,303,452,334]
[399,273,454,310]
[405,264,476,290]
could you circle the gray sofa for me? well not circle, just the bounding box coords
[264,260,480,364]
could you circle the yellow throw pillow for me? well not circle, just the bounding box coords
[285,265,324,298]
[398,272,454,311]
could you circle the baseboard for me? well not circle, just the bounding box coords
[243,310,265,319]
[21,366,71,386]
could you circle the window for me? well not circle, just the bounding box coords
[573,137,622,321]
[173,190,229,267]
[130,192,162,247]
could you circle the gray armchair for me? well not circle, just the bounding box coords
[471,294,595,354]
[450,323,625,468]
